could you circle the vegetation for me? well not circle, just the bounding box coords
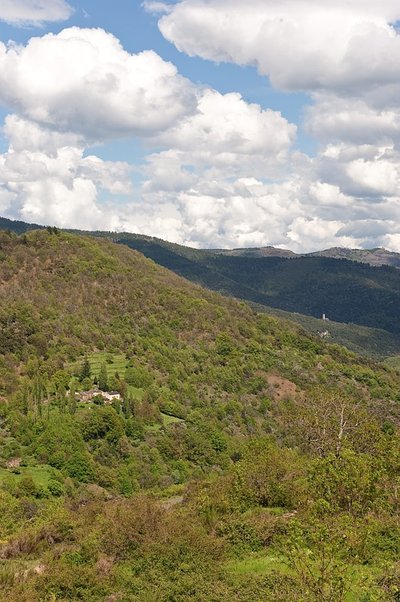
[252,303,400,359]
[109,234,400,335]
[0,229,399,600]
[2,215,400,358]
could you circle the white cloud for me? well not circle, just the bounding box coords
[159,0,400,94]
[152,89,296,177]
[142,1,171,15]
[346,158,400,197]
[305,96,400,145]
[3,113,83,153]
[0,115,132,229]
[314,142,400,199]
[0,22,399,254]
[0,0,72,25]
[136,171,400,253]
[80,156,133,195]
[287,216,352,250]
[3,112,400,253]
[0,27,197,141]
[137,176,305,249]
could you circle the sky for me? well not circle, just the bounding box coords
[0,1,399,252]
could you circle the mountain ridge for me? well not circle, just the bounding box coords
[1,216,400,357]
[1,215,399,267]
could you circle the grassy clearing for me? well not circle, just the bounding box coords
[161,413,184,425]
[225,553,288,576]
[0,465,56,488]
[127,386,144,400]
[87,352,127,378]
[142,413,184,433]
[145,423,163,433]
[225,553,383,600]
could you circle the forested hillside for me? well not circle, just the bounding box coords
[110,234,400,337]
[2,216,400,358]
[0,229,399,600]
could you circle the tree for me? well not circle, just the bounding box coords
[98,362,108,392]
[79,357,91,382]
[57,384,67,413]
[275,388,366,457]
[68,379,77,415]
[285,520,353,602]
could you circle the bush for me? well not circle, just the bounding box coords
[48,479,65,497]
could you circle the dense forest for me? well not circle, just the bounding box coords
[0,229,400,600]
[3,216,400,358]
[109,234,400,336]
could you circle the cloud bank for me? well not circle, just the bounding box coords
[0,5,399,252]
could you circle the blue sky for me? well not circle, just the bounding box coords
[0,1,399,251]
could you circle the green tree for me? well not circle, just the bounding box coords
[98,362,108,392]
[79,357,91,382]
[68,379,77,415]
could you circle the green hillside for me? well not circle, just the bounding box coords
[0,229,400,600]
[107,233,400,341]
[1,217,400,358]
[252,303,400,359]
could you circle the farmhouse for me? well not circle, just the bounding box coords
[101,391,122,403]
[77,389,122,404]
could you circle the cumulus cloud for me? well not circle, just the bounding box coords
[159,0,400,94]
[0,20,399,253]
[2,111,400,252]
[0,27,197,141]
[150,89,296,180]
[0,115,132,229]
[314,142,400,200]
[136,171,400,253]
[346,157,400,197]
[305,96,400,145]
[0,23,299,241]
[0,0,72,25]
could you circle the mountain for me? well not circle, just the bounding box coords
[1,217,400,358]
[311,246,400,268]
[210,243,400,268]
[106,233,400,337]
[3,215,400,268]
[212,245,297,258]
[0,228,400,601]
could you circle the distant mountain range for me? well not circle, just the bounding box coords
[213,244,400,268]
[2,216,400,268]
[1,216,400,358]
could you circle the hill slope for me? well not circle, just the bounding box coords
[1,216,400,357]
[0,230,400,600]
[0,218,400,358]
[252,303,400,359]
[108,233,400,337]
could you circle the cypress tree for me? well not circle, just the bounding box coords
[69,379,77,414]
[98,362,108,392]
[79,357,91,382]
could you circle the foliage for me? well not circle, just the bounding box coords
[0,228,398,600]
